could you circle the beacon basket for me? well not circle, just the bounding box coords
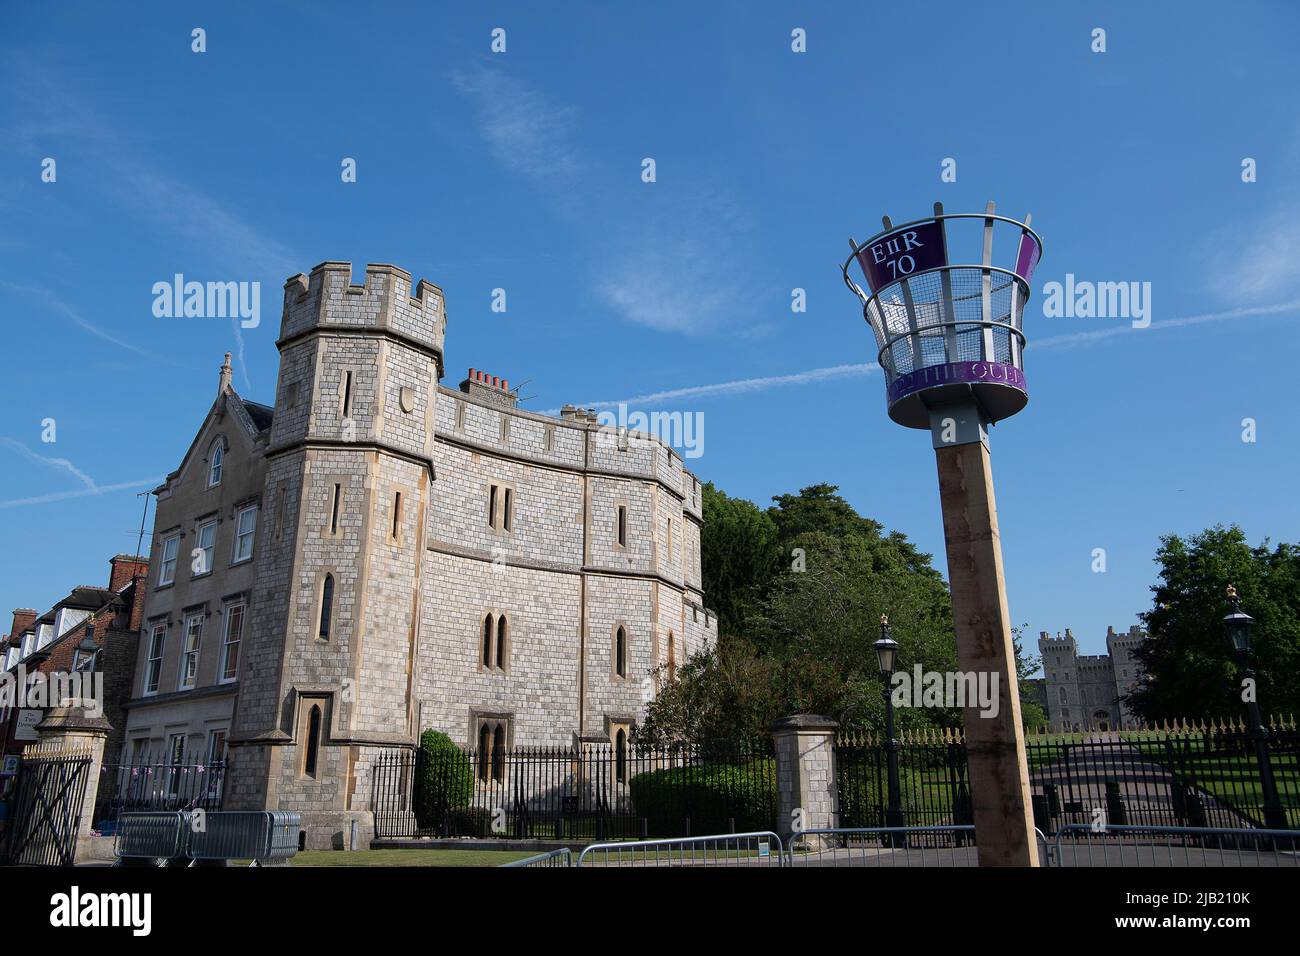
[842,201,1044,430]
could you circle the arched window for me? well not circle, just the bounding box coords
[482,614,494,667]
[319,575,334,640]
[495,616,507,670]
[615,728,627,783]
[1059,687,1067,704]
[667,631,676,681]
[207,439,224,487]
[477,723,491,782]
[304,704,322,777]
[615,626,626,678]
[491,725,506,784]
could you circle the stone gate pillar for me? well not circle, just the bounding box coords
[770,715,838,848]
[34,703,111,862]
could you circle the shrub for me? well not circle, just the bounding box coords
[627,758,775,836]
[413,730,473,830]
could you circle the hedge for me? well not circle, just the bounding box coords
[413,729,473,830]
[627,758,776,835]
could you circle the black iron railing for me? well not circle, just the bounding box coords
[833,725,1300,836]
[372,739,775,841]
[94,760,227,828]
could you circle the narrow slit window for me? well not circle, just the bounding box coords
[502,488,512,531]
[341,371,353,418]
[615,626,626,678]
[319,574,334,640]
[617,506,626,547]
[392,492,402,540]
[482,614,493,667]
[491,725,506,783]
[330,483,341,534]
[477,724,491,782]
[495,616,507,670]
[488,485,498,529]
[304,704,322,777]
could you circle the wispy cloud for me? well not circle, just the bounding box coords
[0,438,162,509]
[451,65,753,336]
[3,56,292,391]
[450,66,587,203]
[1033,299,1300,351]
[0,477,161,510]
[1204,206,1300,302]
[0,437,98,490]
[544,363,877,414]
[0,282,181,364]
[556,299,1300,411]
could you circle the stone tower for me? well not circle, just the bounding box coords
[226,262,445,844]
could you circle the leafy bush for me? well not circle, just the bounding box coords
[413,730,472,830]
[628,758,775,836]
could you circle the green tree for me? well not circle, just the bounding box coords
[1129,525,1300,722]
[647,484,960,741]
[700,481,780,635]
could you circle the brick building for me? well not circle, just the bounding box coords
[0,555,148,765]
[123,262,715,848]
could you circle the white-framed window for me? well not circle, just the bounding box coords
[207,438,224,488]
[179,613,204,690]
[159,534,180,586]
[144,623,166,694]
[20,632,35,658]
[220,602,244,683]
[193,518,216,577]
[207,729,228,765]
[232,504,257,563]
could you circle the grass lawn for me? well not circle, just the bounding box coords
[283,848,538,867]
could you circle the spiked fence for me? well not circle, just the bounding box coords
[372,738,776,841]
[834,717,1300,833]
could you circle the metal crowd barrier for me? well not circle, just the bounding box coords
[500,848,574,868]
[785,825,1031,867]
[1052,824,1300,867]
[113,811,189,865]
[113,810,301,866]
[575,831,783,867]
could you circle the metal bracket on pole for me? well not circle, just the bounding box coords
[928,400,989,450]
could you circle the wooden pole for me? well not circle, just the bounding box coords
[934,438,1039,866]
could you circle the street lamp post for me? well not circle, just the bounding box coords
[873,615,906,843]
[1223,585,1289,830]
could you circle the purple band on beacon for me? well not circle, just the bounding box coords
[887,361,1027,404]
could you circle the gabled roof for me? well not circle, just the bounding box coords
[159,385,274,491]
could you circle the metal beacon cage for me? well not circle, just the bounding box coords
[842,201,1044,432]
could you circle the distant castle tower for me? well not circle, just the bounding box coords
[1037,625,1146,731]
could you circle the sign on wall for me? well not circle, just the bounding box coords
[856,219,948,293]
[15,709,42,742]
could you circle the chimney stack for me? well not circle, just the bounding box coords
[219,352,233,393]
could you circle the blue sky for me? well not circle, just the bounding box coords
[1,1,1297,662]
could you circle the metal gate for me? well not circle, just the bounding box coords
[2,747,93,866]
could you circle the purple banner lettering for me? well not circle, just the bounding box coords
[888,361,1027,404]
[856,220,948,293]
